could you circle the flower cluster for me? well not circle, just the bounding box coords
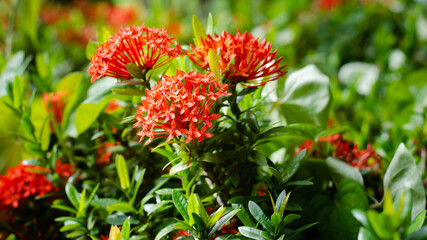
[42,90,67,131]
[298,134,382,170]
[88,25,182,82]
[55,159,76,178]
[187,30,287,87]
[134,70,230,144]
[0,163,58,208]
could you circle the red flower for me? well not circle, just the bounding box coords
[0,163,58,208]
[187,30,287,87]
[88,24,182,82]
[105,100,121,113]
[106,5,137,29]
[172,230,192,239]
[55,159,76,178]
[42,90,67,131]
[97,142,121,165]
[134,70,230,144]
[318,0,344,10]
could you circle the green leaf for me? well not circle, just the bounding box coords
[65,183,81,209]
[188,194,198,226]
[77,188,86,218]
[270,212,281,228]
[155,222,177,240]
[309,178,369,240]
[106,202,136,213]
[172,190,190,222]
[278,192,291,217]
[146,201,171,216]
[170,161,192,175]
[232,204,256,228]
[282,214,301,226]
[238,227,272,240]
[0,52,31,97]
[243,111,260,133]
[383,143,426,220]
[367,211,392,239]
[280,65,331,127]
[206,13,213,35]
[52,204,77,214]
[248,201,274,233]
[60,223,82,232]
[357,227,379,240]
[207,207,226,228]
[192,213,206,231]
[282,149,306,183]
[86,41,98,60]
[97,27,111,44]
[195,194,210,225]
[121,217,131,240]
[326,157,364,186]
[192,15,207,47]
[12,75,23,109]
[116,155,130,190]
[407,210,426,235]
[208,209,239,236]
[208,49,221,82]
[152,148,177,161]
[75,100,109,135]
[18,0,40,47]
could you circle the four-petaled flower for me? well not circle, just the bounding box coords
[134,70,230,144]
[88,24,182,82]
[187,30,287,87]
[0,163,58,208]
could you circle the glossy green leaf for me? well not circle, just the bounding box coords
[238,227,272,240]
[155,222,177,240]
[121,217,131,240]
[208,209,239,236]
[192,15,206,47]
[86,41,98,60]
[208,206,226,228]
[248,201,274,233]
[208,49,221,82]
[172,190,190,222]
[232,204,255,228]
[280,65,331,127]
[407,210,426,235]
[116,155,130,190]
[383,143,426,220]
[65,183,81,209]
[282,149,306,183]
[206,13,213,35]
[326,157,364,186]
[106,203,136,213]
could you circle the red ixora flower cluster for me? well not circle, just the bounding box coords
[134,70,230,144]
[187,30,287,87]
[88,24,182,82]
[0,163,58,208]
[298,134,382,170]
[43,90,67,131]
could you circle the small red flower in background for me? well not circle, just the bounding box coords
[172,230,192,239]
[0,163,58,208]
[134,70,230,144]
[55,159,76,178]
[187,30,287,87]
[318,0,344,10]
[297,134,382,171]
[88,24,182,82]
[106,5,137,29]
[42,90,68,131]
[97,141,121,165]
[104,100,121,113]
